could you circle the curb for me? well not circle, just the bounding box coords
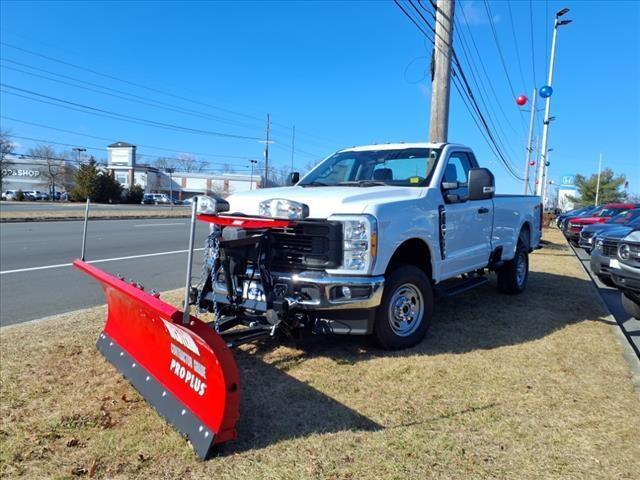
[564,233,640,393]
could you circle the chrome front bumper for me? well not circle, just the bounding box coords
[212,270,385,311]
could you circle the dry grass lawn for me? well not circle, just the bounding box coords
[1,228,639,479]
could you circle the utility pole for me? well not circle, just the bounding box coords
[595,153,602,206]
[166,167,174,209]
[536,8,572,195]
[264,113,270,187]
[73,147,86,164]
[523,88,538,194]
[428,0,455,143]
[291,125,296,173]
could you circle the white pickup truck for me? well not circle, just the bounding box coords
[195,142,542,349]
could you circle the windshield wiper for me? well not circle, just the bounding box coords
[300,181,331,187]
[337,180,386,187]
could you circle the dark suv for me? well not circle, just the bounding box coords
[610,231,640,319]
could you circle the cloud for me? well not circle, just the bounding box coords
[458,0,501,26]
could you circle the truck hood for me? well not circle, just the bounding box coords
[572,217,608,225]
[226,185,424,218]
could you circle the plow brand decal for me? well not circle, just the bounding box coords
[73,260,240,459]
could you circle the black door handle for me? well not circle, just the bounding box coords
[478,207,489,214]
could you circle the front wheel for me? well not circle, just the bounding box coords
[374,265,434,350]
[497,239,529,294]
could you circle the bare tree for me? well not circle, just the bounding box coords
[28,144,68,198]
[176,154,208,172]
[0,130,15,190]
[153,156,178,170]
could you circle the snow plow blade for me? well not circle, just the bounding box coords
[73,259,240,459]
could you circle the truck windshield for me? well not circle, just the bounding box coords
[299,148,441,187]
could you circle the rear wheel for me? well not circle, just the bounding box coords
[621,292,640,319]
[374,265,434,350]
[497,239,529,294]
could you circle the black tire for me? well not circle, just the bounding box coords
[374,265,434,350]
[596,274,616,288]
[497,239,529,294]
[621,292,640,320]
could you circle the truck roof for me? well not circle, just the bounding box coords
[339,142,462,153]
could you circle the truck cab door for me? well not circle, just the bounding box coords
[439,151,493,278]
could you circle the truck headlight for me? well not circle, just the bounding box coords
[595,238,604,251]
[259,198,309,219]
[196,195,229,214]
[327,214,377,274]
[619,243,630,260]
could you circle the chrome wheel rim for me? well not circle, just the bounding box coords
[516,251,528,287]
[388,283,424,337]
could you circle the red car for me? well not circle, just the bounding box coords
[566,203,637,243]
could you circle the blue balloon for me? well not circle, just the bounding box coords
[545,161,550,167]
[540,85,553,98]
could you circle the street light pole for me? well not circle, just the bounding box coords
[536,8,572,196]
[595,153,602,206]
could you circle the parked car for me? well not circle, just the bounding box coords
[579,209,640,252]
[590,225,637,286]
[609,231,640,319]
[182,196,195,206]
[556,205,598,228]
[141,193,172,205]
[22,191,37,201]
[2,190,18,200]
[558,206,600,232]
[565,203,637,244]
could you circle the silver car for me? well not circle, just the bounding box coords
[590,226,635,286]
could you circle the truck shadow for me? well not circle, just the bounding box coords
[222,269,607,454]
[223,349,382,454]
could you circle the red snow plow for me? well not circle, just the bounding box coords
[74,196,311,458]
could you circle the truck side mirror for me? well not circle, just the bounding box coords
[468,168,495,200]
[441,181,459,191]
[288,172,300,186]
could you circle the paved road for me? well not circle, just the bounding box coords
[0,219,209,326]
[571,243,640,357]
[0,201,188,212]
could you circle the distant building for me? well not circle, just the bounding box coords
[557,174,579,212]
[1,153,73,194]
[105,141,258,198]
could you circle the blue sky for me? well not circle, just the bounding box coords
[1,0,638,195]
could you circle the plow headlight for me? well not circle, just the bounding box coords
[259,198,309,219]
[196,195,230,214]
[327,214,377,274]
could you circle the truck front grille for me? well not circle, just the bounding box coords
[270,221,342,270]
[602,239,619,258]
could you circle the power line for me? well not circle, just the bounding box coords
[529,0,538,88]
[456,2,525,139]
[0,41,342,152]
[6,134,253,169]
[0,83,263,140]
[0,115,255,161]
[0,59,268,132]
[483,0,518,99]
[506,1,528,91]
[394,1,523,181]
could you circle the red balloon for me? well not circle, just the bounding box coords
[516,95,528,106]
[529,161,535,166]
